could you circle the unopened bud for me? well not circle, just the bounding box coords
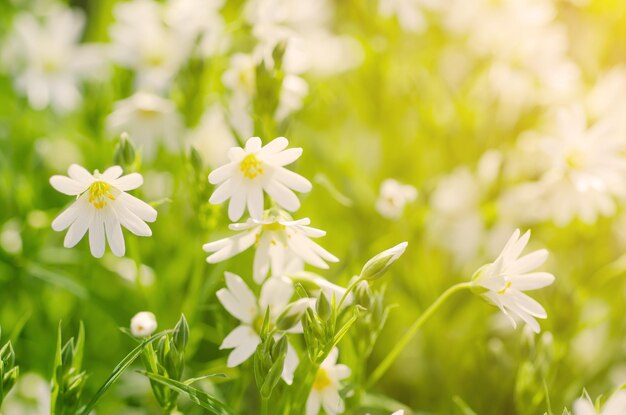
[276,299,311,331]
[114,132,136,167]
[360,242,408,281]
[315,291,332,321]
[131,311,158,337]
[173,314,189,352]
[189,146,203,172]
[354,281,372,308]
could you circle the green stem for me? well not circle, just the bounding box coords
[366,282,471,388]
[261,397,269,415]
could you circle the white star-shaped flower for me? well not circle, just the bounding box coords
[203,213,338,284]
[208,137,312,221]
[216,272,302,384]
[50,164,157,258]
[306,347,351,415]
[471,229,555,333]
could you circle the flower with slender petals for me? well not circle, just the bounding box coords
[375,179,417,220]
[216,272,303,384]
[203,212,338,284]
[471,229,555,333]
[208,136,312,221]
[130,311,157,337]
[306,347,351,415]
[573,390,626,415]
[50,164,157,258]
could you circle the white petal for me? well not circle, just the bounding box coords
[113,203,152,237]
[223,272,258,321]
[208,163,235,184]
[117,193,157,222]
[509,272,555,291]
[50,175,88,195]
[64,204,93,248]
[265,148,302,166]
[209,179,234,204]
[245,137,262,152]
[228,185,247,221]
[572,398,597,415]
[104,211,125,257]
[205,230,258,263]
[265,180,300,211]
[259,277,294,312]
[52,201,82,231]
[602,390,626,415]
[226,335,260,367]
[217,289,255,323]
[333,364,351,381]
[253,240,272,284]
[220,325,258,349]
[306,392,321,415]
[246,185,264,219]
[321,388,344,415]
[282,342,299,385]
[89,212,106,258]
[111,173,143,191]
[102,165,123,181]
[507,249,548,275]
[260,137,288,155]
[509,291,547,319]
[68,164,94,183]
[274,168,312,193]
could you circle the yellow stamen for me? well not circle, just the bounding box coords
[240,154,264,179]
[313,368,332,391]
[88,181,116,209]
[497,281,512,295]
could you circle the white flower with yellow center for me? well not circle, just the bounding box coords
[471,229,555,333]
[130,311,158,337]
[50,164,157,258]
[208,137,312,221]
[306,348,351,415]
[573,390,626,415]
[203,212,338,284]
[217,272,302,384]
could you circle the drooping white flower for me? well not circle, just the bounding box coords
[208,137,312,221]
[106,92,183,160]
[306,348,351,415]
[203,212,338,284]
[130,311,158,337]
[109,0,190,91]
[50,164,157,258]
[2,5,105,112]
[573,390,626,415]
[216,272,302,384]
[375,179,417,219]
[471,229,555,333]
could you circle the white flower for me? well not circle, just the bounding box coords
[208,137,312,221]
[203,213,338,284]
[186,105,238,168]
[306,348,351,415]
[216,272,301,384]
[222,53,258,97]
[106,92,183,160]
[2,5,105,112]
[573,390,626,415]
[109,0,190,91]
[375,179,417,219]
[471,229,555,333]
[378,0,429,33]
[50,164,157,258]
[130,311,158,337]
[1,372,50,415]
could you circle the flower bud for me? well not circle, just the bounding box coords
[360,242,408,281]
[114,132,136,167]
[354,281,372,309]
[173,314,189,352]
[276,299,312,331]
[315,291,332,321]
[131,311,158,337]
[189,146,204,173]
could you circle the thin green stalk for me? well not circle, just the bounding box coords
[261,396,269,415]
[366,282,471,388]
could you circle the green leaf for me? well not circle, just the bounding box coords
[78,331,169,415]
[138,371,234,415]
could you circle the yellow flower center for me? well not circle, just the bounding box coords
[240,154,264,179]
[565,148,586,170]
[88,181,116,209]
[313,368,332,391]
[497,281,512,295]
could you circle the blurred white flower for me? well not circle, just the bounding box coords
[2,5,105,112]
[276,74,309,121]
[222,53,258,97]
[130,311,158,337]
[186,105,238,168]
[471,229,555,333]
[50,164,157,258]
[306,347,351,415]
[203,213,338,284]
[573,390,626,415]
[587,66,626,133]
[375,179,417,219]
[165,0,229,57]
[106,92,183,160]
[1,219,23,255]
[504,106,626,226]
[208,136,312,221]
[216,272,300,383]
[2,372,50,415]
[109,0,190,91]
[378,0,430,33]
